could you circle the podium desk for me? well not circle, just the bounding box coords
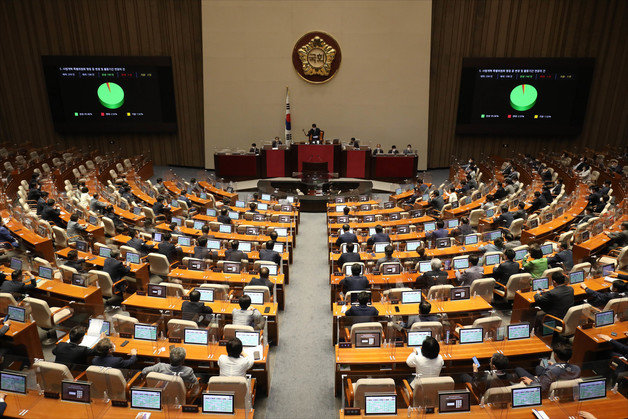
[293,143,341,173]
[261,146,289,177]
[371,155,417,180]
[214,152,260,179]
[342,148,371,178]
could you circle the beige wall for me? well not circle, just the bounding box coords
[202,0,432,170]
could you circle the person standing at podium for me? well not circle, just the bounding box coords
[307,124,322,144]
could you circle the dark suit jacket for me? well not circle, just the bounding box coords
[249,276,274,293]
[492,260,521,285]
[225,249,247,262]
[367,233,390,246]
[92,354,137,369]
[0,277,37,294]
[53,341,95,366]
[493,187,508,200]
[534,284,574,319]
[41,205,64,226]
[193,246,211,259]
[429,196,445,211]
[335,232,358,246]
[64,260,85,273]
[217,215,232,224]
[157,241,182,262]
[338,252,361,268]
[103,257,131,285]
[547,249,574,271]
[415,270,448,289]
[496,212,515,228]
[339,275,371,293]
[152,201,166,216]
[181,300,213,321]
[127,237,149,256]
[529,196,547,212]
[346,304,379,317]
[259,248,281,265]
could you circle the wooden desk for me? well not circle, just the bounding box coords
[571,321,628,364]
[328,207,405,218]
[573,215,628,263]
[122,293,279,345]
[521,191,587,244]
[327,215,433,230]
[35,278,104,315]
[3,320,43,362]
[2,210,55,262]
[198,180,238,203]
[58,209,105,243]
[154,223,294,246]
[164,181,213,208]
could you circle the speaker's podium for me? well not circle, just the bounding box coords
[292,161,338,186]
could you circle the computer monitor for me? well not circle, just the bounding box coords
[193,220,205,230]
[153,232,162,242]
[541,243,554,255]
[446,219,459,229]
[228,211,239,220]
[254,214,266,222]
[0,371,27,394]
[131,388,162,411]
[423,222,436,232]
[10,257,22,271]
[7,305,26,322]
[88,216,99,226]
[75,240,88,252]
[171,217,182,226]
[62,380,90,403]
[188,259,204,271]
[373,242,389,253]
[396,225,409,234]
[401,290,422,304]
[336,205,346,213]
[514,249,528,261]
[219,224,232,234]
[147,284,166,298]
[337,216,349,224]
[532,277,549,291]
[275,227,288,237]
[126,252,140,264]
[463,235,478,245]
[364,215,375,223]
[38,265,53,280]
[98,247,112,258]
[569,270,585,284]
[345,264,363,276]
[484,253,501,266]
[384,202,395,210]
[485,230,502,241]
[407,331,431,347]
[405,241,421,252]
[257,203,268,211]
[395,188,403,195]
[368,227,377,236]
[451,201,460,209]
[451,286,470,300]
[260,193,271,201]
[354,332,381,348]
[207,239,221,250]
[438,390,471,413]
[436,238,451,249]
[286,196,295,203]
[134,324,158,341]
[223,261,240,273]
[418,261,432,273]
[511,386,542,408]
[265,264,278,276]
[184,328,209,345]
[443,259,452,270]
[171,200,179,208]
[459,328,483,344]
[578,378,606,401]
[206,208,217,216]
[175,236,190,247]
[71,273,87,287]
[273,243,284,253]
[595,310,614,328]
[601,264,614,276]
[235,330,260,347]
[381,263,401,275]
[507,323,530,340]
[452,257,469,270]
[133,207,142,215]
[235,200,245,208]
[89,318,110,336]
[360,204,372,211]
[244,291,264,305]
[364,393,396,416]
[485,208,495,218]
[422,193,429,201]
[199,192,207,200]
[202,392,235,414]
[528,218,539,229]
[245,227,260,236]
[239,242,252,252]
[196,288,214,302]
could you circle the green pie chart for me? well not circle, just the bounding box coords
[97,82,124,109]
[510,84,537,111]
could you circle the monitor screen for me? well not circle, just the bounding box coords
[373,242,389,253]
[451,201,460,209]
[228,211,239,220]
[131,388,162,411]
[436,238,450,249]
[133,207,142,215]
[459,328,483,344]
[88,216,99,226]
[368,228,377,236]
[219,224,232,233]
[514,249,528,261]
[384,202,395,210]
[532,277,549,291]
[485,230,502,241]
[507,323,530,340]
[484,253,500,266]
[0,371,27,394]
[406,241,421,252]
[381,263,401,275]
[364,393,396,416]
[541,243,554,255]
[223,262,240,273]
[418,261,432,273]
[193,221,205,230]
[147,284,166,298]
[578,378,606,401]
[363,215,375,222]
[7,305,26,322]
[264,264,278,276]
[407,331,431,347]
[452,257,469,270]
[134,324,158,341]
[439,391,471,413]
[422,193,429,201]
[244,291,264,305]
[511,386,542,408]
[423,222,436,232]
[569,270,585,284]
[595,310,614,328]
[184,328,209,345]
[171,217,182,226]
[235,330,260,347]
[273,243,284,253]
[196,288,214,302]
[336,205,346,213]
[601,264,614,277]
[360,204,372,211]
[207,239,221,250]
[451,286,470,300]
[199,192,207,199]
[235,200,245,208]
[202,393,235,414]
[38,266,53,280]
[275,228,288,237]
[355,332,381,348]
[89,318,110,336]
[485,208,495,218]
[463,235,478,245]
[71,274,87,287]
[447,219,459,228]
[98,247,112,258]
[75,240,88,252]
[62,380,90,403]
[206,208,217,216]
[257,203,268,211]
[286,196,295,203]
[239,242,252,252]
[126,252,140,264]
[170,200,179,208]
[261,194,272,201]
[396,225,409,234]
[177,236,191,246]
[188,259,204,271]
[401,291,422,304]
[10,257,22,271]
[153,232,162,242]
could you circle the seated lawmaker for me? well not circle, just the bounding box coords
[415,259,448,290]
[232,294,263,330]
[247,202,259,214]
[126,228,150,257]
[462,353,517,396]
[66,213,87,244]
[523,246,548,279]
[495,205,515,228]
[406,336,444,385]
[0,270,36,296]
[455,254,483,287]
[152,196,169,217]
[388,145,399,154]
[225,240,247,262]
[248,266,274,293]
[515,343,580,394]
[404,300,439,328]
[92,338,137,368]
[53,326,99,367]
[547,242,573,271]
[218,338,254,377]
[339,263,370,294]
[41,199,64,227]
[64,249,86,273]
[479,237,505,254]
[307,123,322,144]
[580,280,626,309]
[259,240,281,265]
[345,291,379,317]
[217,208,232,224]
[182,290,213,322]
[337,242,361,268]
[427,220,448,240]
[193,237,212,260]
[142,347,198,384]
[534,272,574,320]
[366,225,390,247]
[103,249,131,306]
[335,224,358,247]
[403,144,414,155]
[156,232,184,263]
[428,190,445,212]
[492,248,520,288]
[375,245,400,271]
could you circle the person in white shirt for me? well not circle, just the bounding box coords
[78,186,91,208]
[405,336,444,385]
[218,338,254,377]
[447,187,458,204]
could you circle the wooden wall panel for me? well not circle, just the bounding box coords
[428,0,628,168]
[0,0,203,167]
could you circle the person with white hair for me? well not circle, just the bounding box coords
[415,258,448,290]
[142,346,198,384]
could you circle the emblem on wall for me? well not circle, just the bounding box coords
[292,32,341,84]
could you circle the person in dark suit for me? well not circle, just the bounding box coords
[338,242,361,269]
[551,179,563,196]
[428,190,445,212]
[600,180,612,196]
[181,290,213,322]
[53,326,99,367]
[547,242,574,271]
[534,272,574,320]
[366,225,390,247]
[126,229,150,257]
[492,249,520,289]
[404,300,440,328]
[495,204,515,228]
[427,220,448,240]
[40,199,64,227]
[35,191,49,215]
[403,144,414,155]
[335,224,358,247]
[415,259,448,290]
[271,137,283,148]
[372,144,384,155]
[528,191,547,213]
[513,202,527,220]
[0,270,36,295]
[492,182,508,200]
[339,263,370,293]
[452,217,474,236]
[225,240,247,262]
[92,338,137,368]
[156,232,183,262]
[247,202,259,214]
[307,124,322,144]
[375,245,400,271]
[64,249,86,273]
[193,237,211,260]
[259,241,281,265]
[249,143,260,154]
[152,196,169,217]
[580,280,627,309]
[345,291,379,317]
[249,267,274,293]
[102,250,131,306]
[462,353,518,396]
[607,221,628,249]
[217,208,232,224]
[388,145,399,154]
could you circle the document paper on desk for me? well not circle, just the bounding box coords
[242,345,263,360]
[80,318,104,348]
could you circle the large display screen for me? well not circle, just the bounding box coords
[42,56,177,133]
[456,58,594,135]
